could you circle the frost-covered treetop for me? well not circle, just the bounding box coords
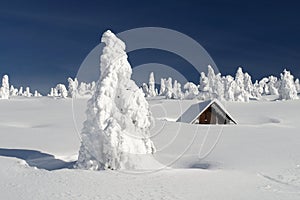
[100,30,131,82]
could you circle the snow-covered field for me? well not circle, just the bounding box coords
[0,97,300,199]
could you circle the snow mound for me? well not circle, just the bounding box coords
[76,30,158,170]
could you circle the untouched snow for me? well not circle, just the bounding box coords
[0,97,300,199]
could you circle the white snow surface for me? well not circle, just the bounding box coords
[0,96,300,199]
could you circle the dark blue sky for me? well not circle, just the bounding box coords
[0,0,300,93]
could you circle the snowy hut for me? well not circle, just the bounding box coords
[177,99,237,124]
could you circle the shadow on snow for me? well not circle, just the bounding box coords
[0,148,75,171]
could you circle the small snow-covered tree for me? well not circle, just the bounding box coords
[34,90,42,97]
[252,80,262,98]
[159,78,166,96]
[172,80,183,99]
[88,81,96,95]
[278,69,298,100]
[77,30,155,170]
[148,72,157,97]
[142,83,149,96]
[227,79,237,101]
[23,87,32,97]
[207,65,216,93]
[9,85,18,97]
[56,84,68,98]
[184,82,199,99]
[78,82,88,96]
[48,88,54,97]
[295,78,300,93]
[48,88,58,97]
[214,73,225,100]
[235,67,245,91]
[199,72,209,92]
[268,76,279,95]
[68,77,79,98]
[18,87,23,96]
[223,75,234,101]
[244,73,253,96]
[257,78,268,95]
[165,77,173,99]
[236,90,250,102]
[53,88,58,96]
[0,75,10,99]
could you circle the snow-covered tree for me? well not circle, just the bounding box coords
[78,82,88,96]
[88,81,96,95]
[236,90,250,102]
[258,78,269,95]
[148,72,157,97]
[223,75,235,101]
[268,76,279,95]
[142,83,149,96]
[159,78,166,96]
[199,72,209,92]
[165,77,173,99]
[23,87,32,97]
[244,73,253,96]
[48,88,58,97]
[184,82,199,99]
[295,78,300,93]
[56,84,68,98]
[34,90,42,97]
[235,67,245,91]
[67,77,79,98]
[48,88,54,97]
[278,69,298,100]
[18,87,23,96]
[207,65,216,93]
[252,80,262,98]
[0,75,10,99]
[214,73,225,100]
[172,80,183,99]
[77,30,155,170]
[9,85,18,97]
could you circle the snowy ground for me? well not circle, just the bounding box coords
[0,97,300,199]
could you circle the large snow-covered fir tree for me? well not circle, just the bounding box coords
[76,30,156,170]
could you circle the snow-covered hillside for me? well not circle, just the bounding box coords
[0,97,299,199]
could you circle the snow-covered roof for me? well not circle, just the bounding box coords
[176,99,237,124]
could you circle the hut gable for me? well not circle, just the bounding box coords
[176,99,237,124]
